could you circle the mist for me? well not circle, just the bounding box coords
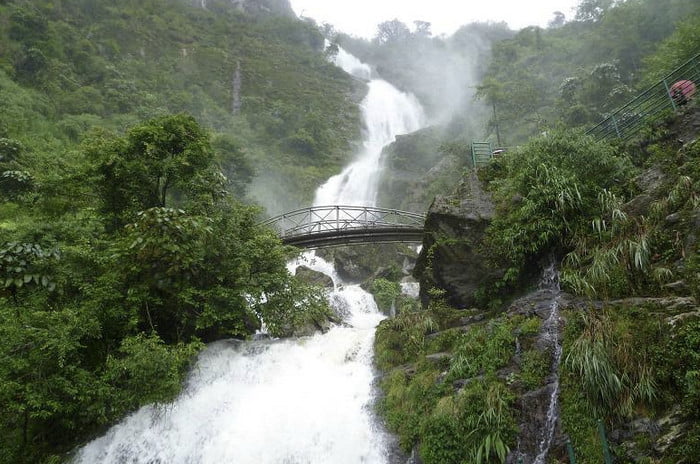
[334,20,514,134]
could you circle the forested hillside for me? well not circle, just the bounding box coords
[350,0,700,214]
[477,0,700,144]
[0,0,363,214]
[0,1,356,462]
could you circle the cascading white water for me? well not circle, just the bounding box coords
[314,50,424,207]
[74,51,425,464]
[532,263,563,464]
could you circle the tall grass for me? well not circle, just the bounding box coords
[564,310,659,419]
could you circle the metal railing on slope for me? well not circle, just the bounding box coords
[471,141,493,167]
[587,53,700,142]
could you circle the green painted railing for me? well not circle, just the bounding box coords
[471,141,493,167]
[587,52,699,142]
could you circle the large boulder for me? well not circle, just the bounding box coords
[414,171,502,308]
[295,266,334,289]
[318,244,415,284]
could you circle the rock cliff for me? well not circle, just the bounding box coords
[413,171,503,308]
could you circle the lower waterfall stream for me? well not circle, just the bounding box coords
[74,50,425,463]
[74,265,392,463]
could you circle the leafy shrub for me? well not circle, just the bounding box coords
[369,278,401,313]
[486,130,634,287]
[374,308,437,369]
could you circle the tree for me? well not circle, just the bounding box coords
[0,138,23,166]
[89,114,224,229]
[548,11,566,28]
[575,0,615,22]
[413,20,432,37]
[375,19,411,44]
[211,134,254,198]
[475,77,507,146]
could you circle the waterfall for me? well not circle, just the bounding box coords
[73,51,425,464]
[532,263,563,464]
[315,52,424,207]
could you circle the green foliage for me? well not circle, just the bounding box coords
[369,278,401,313]
[417,380,515,464]
[476,0,699,142]
[519,349,550,390]
[563,137,700,299]
[561,306,700,462]
[0,0,362,216]
[559,379,604,464]
[88,114,222,229]
[448,318,516,381]
[0,170,34,200]
[376,300,518,463]
[486,130,634,286]
[0,112,326,461]
[0,242,58,300]
[374,307,437,370]
[563,308,661,419]
[642,14,700,83]
[102,333,202,412]
[0,138,23,163]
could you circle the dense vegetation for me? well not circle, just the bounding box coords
[0,0,358,461]
[374,0,700,463]
[0,112,332,463]
[476,0,700,144]
[2,0,700,462]
[0,0,363,215]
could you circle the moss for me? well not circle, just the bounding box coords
[425,327,461,354]
[519,348,550,390]
[374,308,437,370]
[447,318,516,382]
[666,421,700,463]
[516,316,542,336]
[559,373,604,464]
[376,299,520,463]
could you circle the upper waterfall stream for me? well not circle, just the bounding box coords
[74,51,425,463]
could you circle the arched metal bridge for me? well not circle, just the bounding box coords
[260,205,426,248]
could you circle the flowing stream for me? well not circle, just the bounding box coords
[532,263,563,464]
[74,51,425,464]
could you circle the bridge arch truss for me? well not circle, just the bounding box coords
[260,205,426,248]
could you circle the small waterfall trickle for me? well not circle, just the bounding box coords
[532,262,563,464]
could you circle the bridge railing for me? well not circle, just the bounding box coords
[586,52,699,142]
[261,205,425,240]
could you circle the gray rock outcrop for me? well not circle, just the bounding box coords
[414,171,502,308]
[295,266,334,289]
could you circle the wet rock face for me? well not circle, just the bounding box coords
[295,266,334,288]
[377,127,462,213]
[414,172,503,308]
[318,244,415,285]
[512,384,566,463]
[623,166,668,217]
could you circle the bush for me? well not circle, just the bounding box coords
[486,130,635,286]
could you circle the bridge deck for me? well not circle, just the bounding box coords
[261,205,425,249]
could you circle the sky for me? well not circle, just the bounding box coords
[290,0,582,39]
